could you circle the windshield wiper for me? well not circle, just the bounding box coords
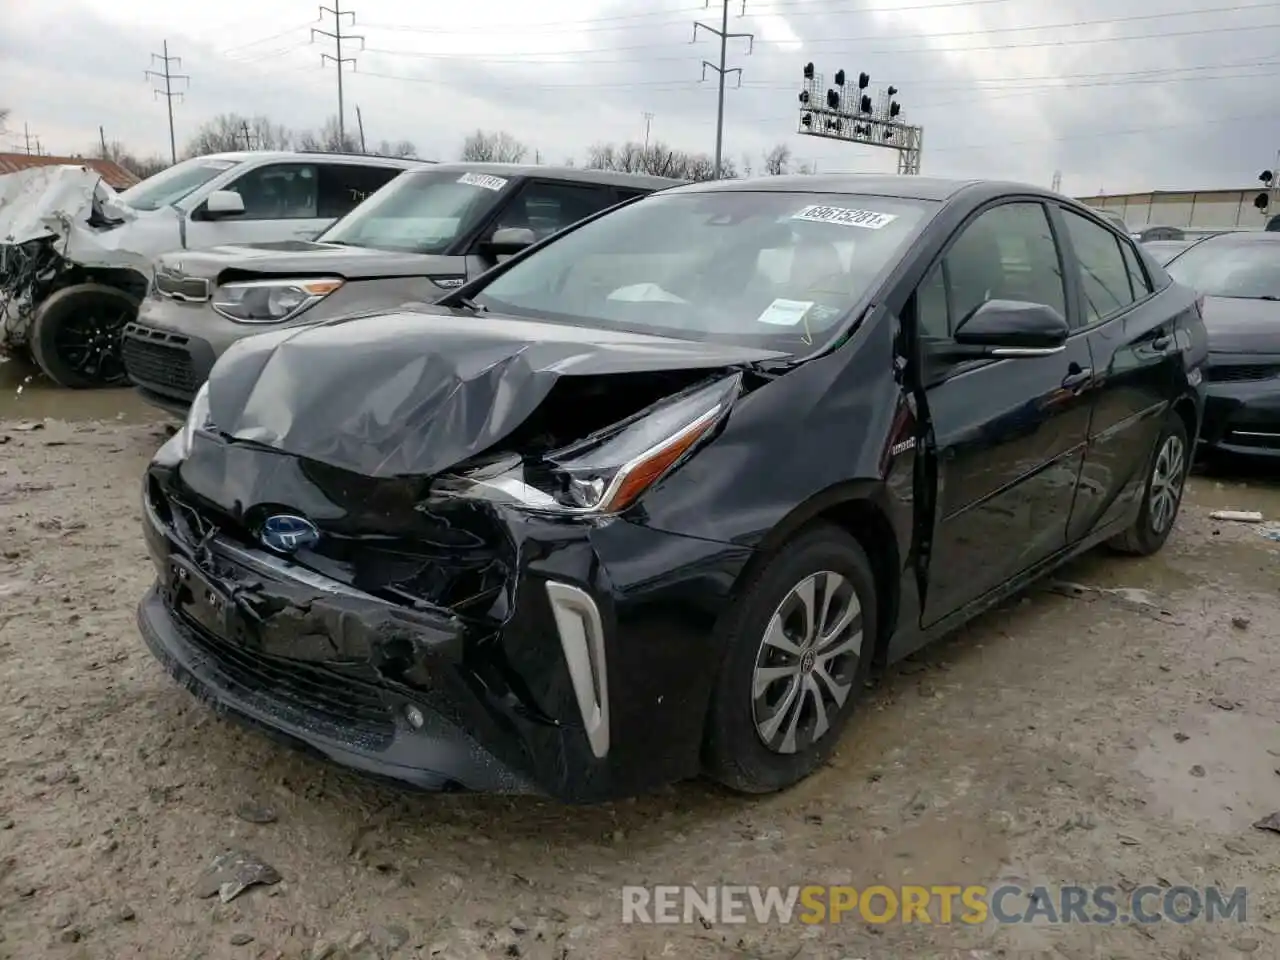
[455,295,488,313]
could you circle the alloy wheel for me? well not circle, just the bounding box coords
[751,571,863,755]
[1149,434,1186,535]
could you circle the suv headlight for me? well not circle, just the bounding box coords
[432,373,740,515]
[176,383,212,458]
[211,277,343,324]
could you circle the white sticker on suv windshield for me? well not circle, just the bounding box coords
[756,299,814,326]
[457,172,508,191]
[792,204,897,229]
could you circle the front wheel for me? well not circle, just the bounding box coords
[703,524,877,794]
[30,283,138,389]
[1109,413,1189,556]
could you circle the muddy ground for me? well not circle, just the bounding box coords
[1,362,1279,960]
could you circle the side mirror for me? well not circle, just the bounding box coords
[203,190,245,219]
[937,299,1069,359]
[481,226,537,257]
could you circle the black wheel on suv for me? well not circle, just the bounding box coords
[703,524,876,794]
[1109,412,1190,556]
[30,283,138,389]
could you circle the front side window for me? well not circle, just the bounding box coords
[1061,208,1137,323]
[916,201,1066,338]
[1164,237,1280,301]
[471,191,936,354]
[318,170,511,254]
[222,163,319,220]
[117,157,238,211]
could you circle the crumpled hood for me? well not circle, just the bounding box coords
[157,241,461,282]
[0,166,134,246]
[206,304,789,478]
[1202,295,1280,354]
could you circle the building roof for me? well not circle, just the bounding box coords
[0,154,141,190]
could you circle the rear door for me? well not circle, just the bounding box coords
[1052,205,1179,539]
[916,199,1094,624]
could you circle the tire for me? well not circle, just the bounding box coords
[30,283,138,389]
[1108,412,1190,556]
[703,524,877,794]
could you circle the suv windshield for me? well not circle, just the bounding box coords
[318,169,511,254]
[1165,237,1280,300]
[117,157,239,211]
[471,190,935,352]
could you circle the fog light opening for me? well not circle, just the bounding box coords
[404,704,426,730]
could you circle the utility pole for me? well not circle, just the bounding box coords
[693,0,753,179]
[145,40,188,165]
[99,126,108,158]
[356,106,367,152]
[239,120,260,150]
[1051,170,1062,193]
[312,1,364,149]
[23,123,37,156]
[643,112,654,151]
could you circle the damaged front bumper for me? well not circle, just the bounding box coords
[137,439,753,802]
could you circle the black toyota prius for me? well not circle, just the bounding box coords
[137,176,1207,803]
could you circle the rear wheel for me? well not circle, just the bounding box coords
[703,524,876,794]
[30,283,138,389]
[1109,413,1189,556]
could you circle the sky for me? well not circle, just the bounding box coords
[2,0,1279,196]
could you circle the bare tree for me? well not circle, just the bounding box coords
[741,152,753,177]
[459,130,528,163]
[296,116,361,154]
[762,143,791,176]
[374,138,418,158]
[796,160,816,175]
[0,107,9,135]
[584,140,736,181]
[93,140,169,178]
[185,114,294,157]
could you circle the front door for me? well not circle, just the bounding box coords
[916,200,1094,624]
[185,162,330,249]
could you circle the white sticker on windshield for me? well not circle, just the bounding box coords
[792,204,897,229]
[756,299,814,326]
[457,172,508,191]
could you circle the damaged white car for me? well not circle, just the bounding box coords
[0,152,422,387]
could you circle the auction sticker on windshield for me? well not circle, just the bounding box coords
[458,173,509,191]
[756,299,814,326]
[793,205,897,229]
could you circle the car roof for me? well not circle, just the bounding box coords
[416,161,684,190]
[1194,230,1280,243]
[661,174,1070,204]
[197,151,426,167]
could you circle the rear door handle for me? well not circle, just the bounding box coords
[1061,367,1093,390]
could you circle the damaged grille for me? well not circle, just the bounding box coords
[177,608,396,750]
[123,324,199,394]
[153,272,210,302]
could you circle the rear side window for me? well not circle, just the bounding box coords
[318,165,404,219]
[1119,239,1152,297]
[1061,208,1137,323]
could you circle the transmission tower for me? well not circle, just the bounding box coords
[693,0,753,180]
[145,40,188,165]
[312,1,364,149]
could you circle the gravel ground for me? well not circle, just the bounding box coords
[2,385,1279,960]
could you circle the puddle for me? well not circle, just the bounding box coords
[1132,709,1280,834]
[0,356,162,424]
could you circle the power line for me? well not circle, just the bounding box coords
[694,0,754,179]
[144,40,188,165]
[356,3,1280,66]
[220,23,316,56]
[312,0,364,147]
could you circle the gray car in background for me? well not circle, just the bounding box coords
[123,162,681,413]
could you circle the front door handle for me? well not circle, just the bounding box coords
[1061,365,1093,390]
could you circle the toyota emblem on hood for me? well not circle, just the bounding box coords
[258,514,320,553]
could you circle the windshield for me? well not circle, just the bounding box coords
[1165,237,1280,300]
[318,169,511,253]
[116,157,239,211]
[471,191,935,352]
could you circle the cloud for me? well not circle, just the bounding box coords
[2,0,1279,195]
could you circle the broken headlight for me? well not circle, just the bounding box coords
[434,373,741,515]
[175,382,213,458]
[211,277,344,324]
